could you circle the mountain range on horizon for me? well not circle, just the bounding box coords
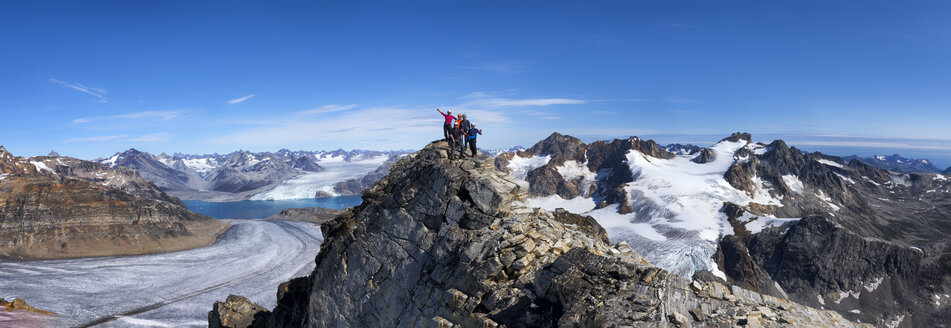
[70,143,951,205]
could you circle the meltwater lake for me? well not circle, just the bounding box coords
[183,195,364,220]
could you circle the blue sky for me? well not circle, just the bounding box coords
[2,1,951,167]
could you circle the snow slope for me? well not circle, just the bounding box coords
[514,139,799,277]
[0,220,322,328]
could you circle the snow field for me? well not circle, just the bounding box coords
[512,139,801,277]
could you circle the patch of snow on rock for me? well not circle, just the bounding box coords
[743,214,800,234]
[506,154,550,180]
[885,315,905,328]
[30,161,55,174]
[782,175,804,194]
[835,173,856,184]
[817,159,844,168]
[527,195,597,214]
[555,160,597,187]
[101,154,120,167]
[833,290,861,304]
[182,158,217,175]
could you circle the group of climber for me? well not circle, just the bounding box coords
[437,108,483,160]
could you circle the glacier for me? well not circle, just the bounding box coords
[251,155,388,200]
[0,220,323,327]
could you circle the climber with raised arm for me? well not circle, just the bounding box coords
[436,108,455,142]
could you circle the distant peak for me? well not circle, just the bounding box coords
[719,132,752,143]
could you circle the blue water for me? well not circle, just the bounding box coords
[183,195,363,220]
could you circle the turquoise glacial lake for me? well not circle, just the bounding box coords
[183,195,363,220]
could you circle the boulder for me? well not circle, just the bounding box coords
[208,295,270,328]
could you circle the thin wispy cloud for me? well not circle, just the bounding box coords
[130,132,175,142]
[209,107,437,148]
[49,78,108,103]
[297,104,358,115]
[227,94,255,104]
[209,91,587,149]
[73,110,190,124]
[65,135,128,143]
[461,92,587,108]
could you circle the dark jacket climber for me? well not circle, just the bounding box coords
[467,125,482,157]
[458,115,472,153]
[449,124,466,159]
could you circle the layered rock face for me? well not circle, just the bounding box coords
[0,146,228,259]
[212,140,868,327]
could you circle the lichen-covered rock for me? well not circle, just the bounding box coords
[209,295,270,328]
[0,298,53,314]
[219,139,871,328]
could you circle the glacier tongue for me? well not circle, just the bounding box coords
[0,220,323,327]
[251,156,388,200]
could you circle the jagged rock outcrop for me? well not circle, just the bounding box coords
[209,295,270,328]
[527,132,586,165]
[214,140,869,327]
[108,148,197,191]
[0,146,228,259]
[691,147,716,164]
[665,143,701,155]
[264,207,341,224]
[721,132,753,143]
[289,156,324,173]
[525,165,580,199]
[1,298,53,314]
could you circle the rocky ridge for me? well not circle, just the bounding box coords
[0,145,228,259]
[211,140,868,327]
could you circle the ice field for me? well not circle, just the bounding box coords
[0,220,323,327]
